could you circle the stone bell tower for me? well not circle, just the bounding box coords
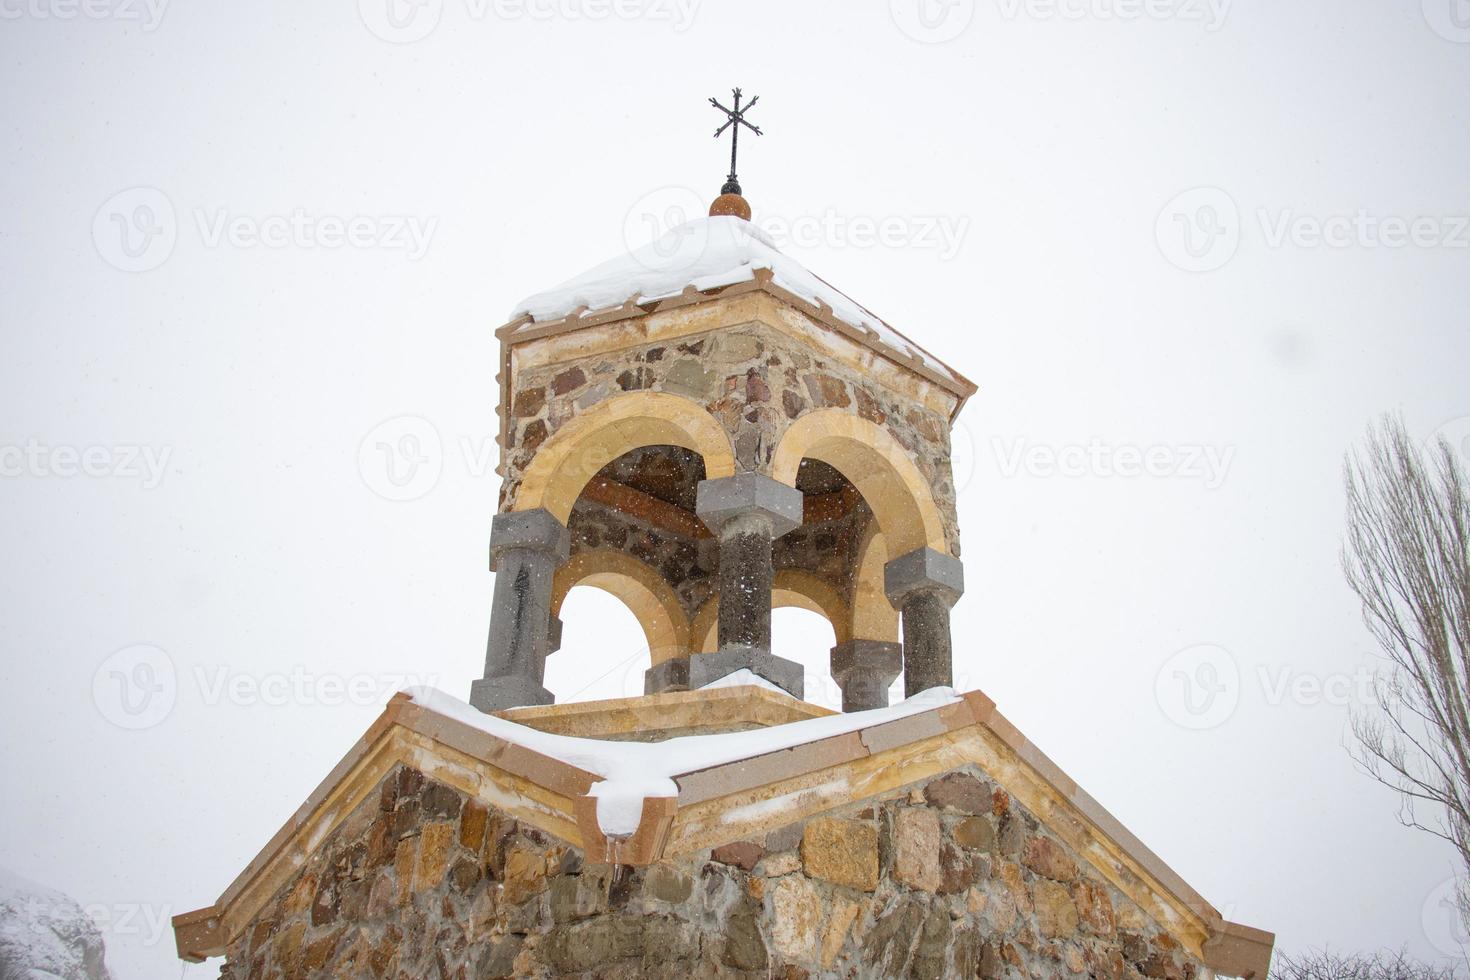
[171,105,1274,978]
[468,169,977,713]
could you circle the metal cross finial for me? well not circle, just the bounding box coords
[709,87,762,196]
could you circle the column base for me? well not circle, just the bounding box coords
[468,675,554,713]
[688,645,805,699]
[644,658,690,695]
[830,640,903,712]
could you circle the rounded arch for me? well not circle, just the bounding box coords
[851,521,900,642]
[770,409,946,556]
[513,392,737,523]
[551,550,690,664]
[691,570,852,653]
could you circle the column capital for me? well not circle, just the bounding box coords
[884,547,964,607]
[830,639,904,684]
[490,508,570,564]
[830,639,903,712]
[695,473,803,539]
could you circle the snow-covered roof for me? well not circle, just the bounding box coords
[506,216,966,387]
[405,684,958,837]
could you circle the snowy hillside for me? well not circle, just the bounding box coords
[0,868,111,980]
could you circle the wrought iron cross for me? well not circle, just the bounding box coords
[709,87,762,196]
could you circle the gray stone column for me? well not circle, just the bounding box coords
[469,509,569,713]
[690,473,806,698]
[830,639,903,712]
[884,547,965,698]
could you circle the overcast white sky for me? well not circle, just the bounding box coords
[3,0,1469,976]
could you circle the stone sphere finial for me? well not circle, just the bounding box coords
[709,193,752,220]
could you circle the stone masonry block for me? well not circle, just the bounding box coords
[884,546,964,606]
[695,473,804,538]
[489,508,570,564]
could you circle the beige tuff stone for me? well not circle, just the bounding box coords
[800,817,878,892]
[771,875,823,961]
[821,898,862,967]
[1032,879,1080,939]
[413,822,455,893]
[893,807,943,892]
[758,851,802,877]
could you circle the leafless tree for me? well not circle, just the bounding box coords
[1271,949,1459,980]
[1343,415,1470,928]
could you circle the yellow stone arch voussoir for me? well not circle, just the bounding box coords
[551,549,690,665]
[770,409,946,556]
[513,391,736,523]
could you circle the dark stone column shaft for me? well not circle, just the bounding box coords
[715,511,776,652]
[469,509,569,713]
[898,591,954,697]
[884,546,965,700]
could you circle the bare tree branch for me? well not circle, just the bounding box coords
[1343,415,1470,935]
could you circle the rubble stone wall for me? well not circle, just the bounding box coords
[221,764,1207,979]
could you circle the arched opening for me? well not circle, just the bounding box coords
[543,587,650,703]
[771,409,946,557]
[771,606,838,710]
[550,549,691,665]
[512,391,735,522]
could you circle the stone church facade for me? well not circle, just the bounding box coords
[171,189,1273,978]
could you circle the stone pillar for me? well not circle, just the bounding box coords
[884,547,964,698]
[830,639,903,712]
[690,473,806,697]
[469,509,569,713]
